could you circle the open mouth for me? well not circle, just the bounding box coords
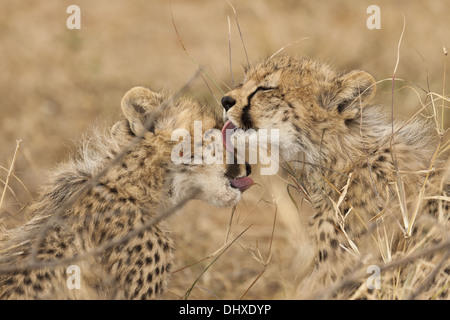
[221,119,238,153]
[222,119,254,192]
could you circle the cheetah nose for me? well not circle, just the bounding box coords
[221,96,236,111]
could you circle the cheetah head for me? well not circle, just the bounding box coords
[221,56,376,163]
[119,86,253,208]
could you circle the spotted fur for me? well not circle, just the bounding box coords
[222,55,449,298]
[0,87,250,299]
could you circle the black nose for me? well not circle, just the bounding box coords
[221,96,236,111]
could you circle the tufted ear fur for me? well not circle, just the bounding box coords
[121,86,162,135]
[331,70,376,119]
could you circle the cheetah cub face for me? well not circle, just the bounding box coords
[120,87,253,208]
[221,56,376,162]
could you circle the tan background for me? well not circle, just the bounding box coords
[0,0,449,299]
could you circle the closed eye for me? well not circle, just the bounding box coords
[257,86,277,91]
[249,86,277,99]
[247,86,278,104]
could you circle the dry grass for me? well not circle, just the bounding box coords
[0,0,449,299]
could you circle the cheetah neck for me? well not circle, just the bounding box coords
[97,136,174,209]
[291,107,436,190]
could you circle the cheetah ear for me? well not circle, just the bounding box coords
[121,86,161,135]
[334,70,376,119]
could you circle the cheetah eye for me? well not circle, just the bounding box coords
[258,86,277,91]
[253,86,277,95]
[247,86,278,104]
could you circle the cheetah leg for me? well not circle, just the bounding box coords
[310,209,359,286]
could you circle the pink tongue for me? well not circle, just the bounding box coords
[230,176,254,192]
[221,120,236,152]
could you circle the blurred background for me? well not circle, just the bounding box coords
[0,0,448,299]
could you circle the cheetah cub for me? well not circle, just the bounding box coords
[221,55,449,295]
[0,87,253,299]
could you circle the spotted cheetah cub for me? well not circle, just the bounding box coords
[0,87,253,299]
[221,55,449,295]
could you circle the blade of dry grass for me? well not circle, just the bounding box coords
[0,179,23,207]
[0,167,33,203]
[269,37,311,61]
[227,15,234,87]
[226,0,249,67]
[200,73,222,109]
[170,6,225,96]
[225,205,237,243]
[0,140,22,212]
[389,14,410,235]
[441,46,447,132]
[238,206,277,300]
[407,139,442,237]
[183,224,252,300]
